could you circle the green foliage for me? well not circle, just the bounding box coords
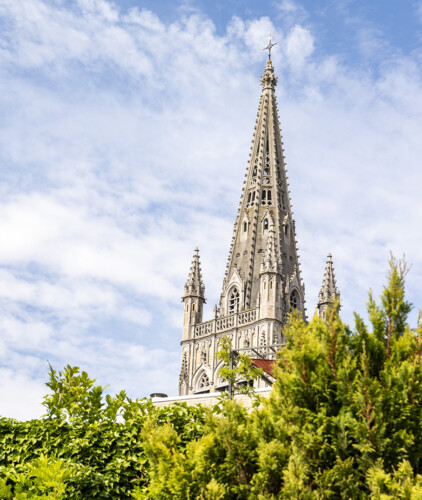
[141,256,422,498]
[216,336,264,399]
[367,459,422,499]
[1,455,71,499]
[0,368,206,498]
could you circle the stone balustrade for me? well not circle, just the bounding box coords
[194,308,258,337]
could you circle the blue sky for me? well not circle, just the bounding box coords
[1,0,422,419]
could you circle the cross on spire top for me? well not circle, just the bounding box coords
[263,34,277,61]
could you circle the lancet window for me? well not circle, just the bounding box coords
[229,287,240,314]
[247,190,256,207]
[261,189,272,205]
[290,290,298,310]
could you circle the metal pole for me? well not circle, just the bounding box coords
[228,349,234,400]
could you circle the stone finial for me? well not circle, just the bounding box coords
[261,60,278,90]
[317,253,340,317]
[184,247,205,298]
[260,221,280,273]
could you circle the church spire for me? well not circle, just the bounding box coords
[184,247,205,299]
[219,55,305,319]
[318,253,340,318]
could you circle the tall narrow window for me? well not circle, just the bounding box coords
[264,164,269,176]
[229,288,240,314]
[290,290,298,310]
[253,166,257,177]
[243,222,247,232]
[267,190,272,201]
[252,191,255,201]
[262,190,267,201]
[248,192,251,203]
[263,219,269,231]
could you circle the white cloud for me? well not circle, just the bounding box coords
[415,1,422,24]
[285,24,314,68]
[276,0,307,25]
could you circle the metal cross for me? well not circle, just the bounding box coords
[263,34,277,61]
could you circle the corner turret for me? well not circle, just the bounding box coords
[182,248,206,341]
[317,253,340,319]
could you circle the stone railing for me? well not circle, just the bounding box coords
[195,320,214,337]
[194,308,259,337]
[238,309,257,325]
[216,316,234,331]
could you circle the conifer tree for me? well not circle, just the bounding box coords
[140,257,422,499]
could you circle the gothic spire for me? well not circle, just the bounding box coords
[184,248,205,298]
[219,57,305,317]
[318,253,340,317]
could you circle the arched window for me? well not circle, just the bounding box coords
[267,190,272,201]
[290,290,298,310]
[263,219,269,231]
[284,224,288,236]
[264,164,270,176]
[253,166,257,177]
[252,191,255,201]
[248,192,252,203]
[262,190,267,201]
[243,222,248,232]
[229,288,240,314]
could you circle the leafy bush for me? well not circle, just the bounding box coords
[0,366,206,498]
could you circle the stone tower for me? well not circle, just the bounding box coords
[179,58,306,396]
[317,253,340,319]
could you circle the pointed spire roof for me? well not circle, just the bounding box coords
[184,247,205,298]
[220,57,305,313]
[318,253,340,310]
[261,220,280,273]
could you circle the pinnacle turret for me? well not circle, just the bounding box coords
[261,221,280,273]
[183,248,205,298]
[318,253,340,317]
[260,60,278,91]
